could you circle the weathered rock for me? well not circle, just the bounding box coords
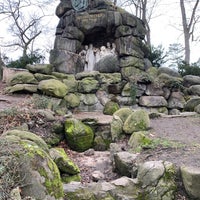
[1,130,64,200]
[75,71,100,80]
[168,91,186,109]
[38,79,68,98]
[158,67,181,77]
[50,50,83,74]
[139,96,168,107]
[9,71,38,86]
[169,109,181,115]
[194,104,200,114]
[94,55,120,73]
[188,85,200,96]
[26,64,53,74]
[5,84,38,93]
[145,83,165,96]
[181,166,200,199]
[123,110,150,134]
[184,97,200,111]
[62,75,78,92]
[50,148,80,175]
[113,152,138,177]
[61,174,81,184]
[78,77,99,93]
[63,93,80,108]
[103,101,120,115]
[137,161,176,200]
[128,131,152,152]
[34,73,57,81]
[113,107,133,123]
[99,73,122,84]
[119,56,145,70]
[183,75,200,87]
[110,115,124,141]
[80,93,98,106]
[65,118,94,152]
[92,170,105,182]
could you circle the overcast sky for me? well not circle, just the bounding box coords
[0,0,199,63]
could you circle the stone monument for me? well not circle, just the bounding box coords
[50,0,147,75]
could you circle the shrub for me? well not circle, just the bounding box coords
[178,61,200,76]
[7,50,45,69]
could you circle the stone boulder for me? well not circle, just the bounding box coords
[181,166,200,199]
[77,77,99,93]
[103,101,120,115]
[137,160,176,200]
[63,93,80,108]
[184,97,200,111]
[139,96,168,107]
[183,75,200,87]
[65,118,94,152]
[9,71,38,86]
[113,152,138,177]
[123,110,150,134]
[113,107,133,123]
[168,91,186,109]
[5,84,38,93]
[38,79,69,98]
[128,131,152,152]
[110,115,124,141]
[187,85,200,96]
[34,73,57,81]
[94,55,120,73]
[158,67,181,77]
[0,129,64,200]
[26,64,53,75]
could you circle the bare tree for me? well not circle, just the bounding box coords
[0,0,53,58]
[180,0,200,64]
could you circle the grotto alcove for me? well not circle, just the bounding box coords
[50,0,147,75]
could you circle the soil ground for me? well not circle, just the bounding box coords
[1,81,200,199]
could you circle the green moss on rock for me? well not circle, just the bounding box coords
[65,118,94,152]
[123,110,150,134]
[103,101,120,115]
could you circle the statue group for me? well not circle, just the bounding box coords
[79,42,117,72]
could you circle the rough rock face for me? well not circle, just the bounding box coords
[0,130,64,200]
[50,0,146,74]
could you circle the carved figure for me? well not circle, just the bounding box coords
[94,48,101,63]
[100,46,107,58]
[111,43,117,55]
[85,44,95,71]
[106,42,111,55]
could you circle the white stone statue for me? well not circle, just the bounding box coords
[94,47,101,63]
[106,42,111,55]
[100,46,107,58]
[85,43,95,71]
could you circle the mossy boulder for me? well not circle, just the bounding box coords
[113,107,133,123]
[38,79,68,98]
[137,161,176,200]
[65,118,94,152]
[64,93,80,108]
[9,71,38,86]
[99,73,122,84]
[128,131,152,152]
[50,148,80,175]
[63,75,78,92]
[184,97,200,111]
[34,73,57,81]
[103,101,120,115]
[123,110,150,134]
[78,77,99,93]
[1,130,64,200]
[5,84,38,93]
[26,64,53,74]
